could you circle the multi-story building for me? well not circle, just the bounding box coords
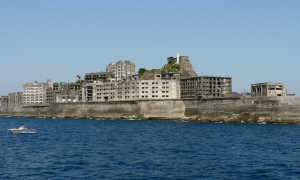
[46,82,82,103]
[181,76,232,98]
[82,73,181,102]
[106,60,135,80]
[84,72,114,82]
[251,82,287,97]
[8,92,23,106]
[0,96,8,106]
[22,79,53,104]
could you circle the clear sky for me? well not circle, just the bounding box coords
[1,0,299,96]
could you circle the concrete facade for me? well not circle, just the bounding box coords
[46,82,82,103]
[84,72,114,82]
[106,60,135,80]
[181,76,232,98]
[0,96,8,106]
[8,92,23,106]
[22,79,53,104]
[82,73,181,102]
[251,82,287,97]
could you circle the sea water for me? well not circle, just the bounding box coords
[1,117,300,179]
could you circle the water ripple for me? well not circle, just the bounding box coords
[1,117,300,179]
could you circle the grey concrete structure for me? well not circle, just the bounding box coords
[22,79,53,104]
[82,73,181,102]
[84,72,114,82]
[106,60,135,80]
[8,92,23,106]
[46,82,82,103]
[251,82,287,97]
[0,96,8,106]
[181,76,232,98]
[3,96,300,124]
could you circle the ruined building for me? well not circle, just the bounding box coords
[46,82,82,103]
[251,82,287,97]
[84,72,114,82]
[82,73,181,102]
[106,60,135,81]
[181,76,232,98]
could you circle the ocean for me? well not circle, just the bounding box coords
[1,117,300,179]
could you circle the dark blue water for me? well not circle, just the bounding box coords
[1,117,300,179]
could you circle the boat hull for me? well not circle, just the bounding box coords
[9,129,36,134]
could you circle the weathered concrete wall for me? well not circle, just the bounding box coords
[0,100,186,120]
[1,97,300,124]
[182,96,300,124]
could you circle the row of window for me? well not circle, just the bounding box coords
[96,95,170,99]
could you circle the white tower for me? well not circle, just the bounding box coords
[177,52,180,63]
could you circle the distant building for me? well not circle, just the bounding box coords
[8,92,23,106]
[84,72,114,82]
[0,96,8,106]
[22,79,53,104]
[46,82,82,103]
[251,82,287,97]
[82,73,181,102]
[181,76,232,98]
[106,60,135,80]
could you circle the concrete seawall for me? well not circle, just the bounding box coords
[1,97,300,124]
[0,100,186,120]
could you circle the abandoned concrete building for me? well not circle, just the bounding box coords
[106,60,135,80]
[0,96,8,106]
[46,82,82,103]
[82,73,181,102]
[22,79,53,104]
[8,92,23,106]
[84,72,115,82]
[251,82,287,97]
[181,76,232,98]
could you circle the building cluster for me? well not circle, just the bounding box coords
[0,54,290,106]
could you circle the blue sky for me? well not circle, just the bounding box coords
[1,0,299,96]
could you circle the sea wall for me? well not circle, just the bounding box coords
[1,97,300,124]
[182,96,300,124]
[0,100,186,120]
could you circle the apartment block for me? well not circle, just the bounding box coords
[181,76,232,98]
[22,79,53,104]
[46,82,82,103]
[8,92,23,106]
[106,60,135,80]
[82,73,181,102]
[84,72,114,82]
[0,96,8,106]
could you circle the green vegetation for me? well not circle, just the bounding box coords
[170,64,180,70]
[137,64,180,79]
[138,68,147,78]
[75,80,85,85]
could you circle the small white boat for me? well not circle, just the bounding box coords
[8,124,36,134]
